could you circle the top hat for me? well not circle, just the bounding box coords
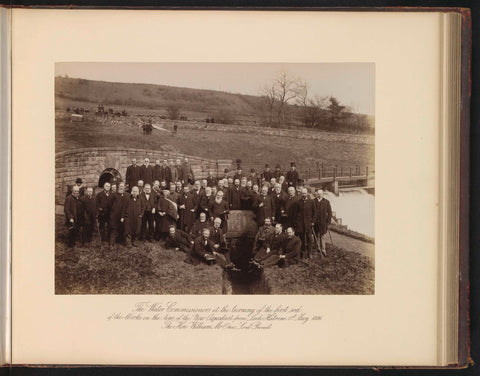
[250,168,256,173]
[275,164,281,169]
[75,178,83,184]
[291,162,296,167]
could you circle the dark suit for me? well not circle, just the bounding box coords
[293,198,317,258]
[254,232,285,267]
[208,200,230,233]
[96,190,112,242]
[108,191,130,245]
[80,195,96,242]
[272,191,288,223]
[190,236,228,267]
[178,192,197,233]
[123,195,145,244]
[314,197,332,254]
[140,192,156,240]
[228,186,242,210]
[253,194,275,226]
[140,164,154,185]
[165,230,193,253]
[284,195,298,228]
[157,196,178,235]
[64,194,85,247]
[286,169,300,187]
[282,236,301,265]
[126,164,141,191]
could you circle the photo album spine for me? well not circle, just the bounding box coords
[0,6,12,367]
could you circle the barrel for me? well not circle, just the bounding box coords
[226,210,258,239]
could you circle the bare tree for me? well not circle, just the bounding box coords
[261,83,277,126]
[274,72,300,124]
[327,96,346,129]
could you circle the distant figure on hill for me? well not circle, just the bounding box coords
[173,123,178,135]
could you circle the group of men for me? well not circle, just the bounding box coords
[63,158,333,269]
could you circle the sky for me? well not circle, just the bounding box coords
[56,62,375,115]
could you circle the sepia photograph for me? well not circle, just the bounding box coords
[55,62,375,295]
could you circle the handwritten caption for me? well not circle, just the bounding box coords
[107,301,323,330]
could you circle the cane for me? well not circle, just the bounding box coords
[96,217,102,241]
[328,229,334,246]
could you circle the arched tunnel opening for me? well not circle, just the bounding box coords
[98,168,123,188]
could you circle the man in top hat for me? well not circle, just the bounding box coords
[286,162,300,187]
[161,159,172,187]
[228,178,242,210]
[262,164,273,183]
[233,161,245,182]
[273,164,283,181]
[206,171,217,188]
[66,178,85,197]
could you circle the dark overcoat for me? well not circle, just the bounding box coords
[123,196,145,235]
[157,196,178,233]
[314,198,332,235]
[178,192,197,231]
[293,198,317,233]
[64,195,85,226]
[140,165,154,185]
[80,195,96,225]
[109,192,130,229]
[253,194,275,226]
[125,164,141,189]
[272,191,288,221]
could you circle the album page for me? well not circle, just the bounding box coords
[11,9,442,365]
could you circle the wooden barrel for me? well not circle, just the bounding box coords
[226,210,258,239]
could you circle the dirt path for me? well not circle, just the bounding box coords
[326,231,374,259]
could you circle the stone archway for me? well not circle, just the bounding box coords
[98,168,123,188]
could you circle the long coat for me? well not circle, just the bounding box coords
[140,191,156,212]
[314,198,332,235]
[64,194,85,226]
[253,194,275,226]
[293,198,317,233]
[125,164,141,189]
[284,195,299,227]
[190,189,204,215]
[286,169,300,187]
[122,196,145,236]
[262,170,273,183]
[228,186,242,210]
[80,195,96,225]
[272,191,288,221]
[109,192,130,229]
[170,166,179,183]
[282,236,301,264]
[240,188,254,210]
[157,196,179,233]
[140,164,154,185]
[96,190,112,217]
[178,192,197,231]
[153,165,163,183]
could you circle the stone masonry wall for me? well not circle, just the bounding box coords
[56,147,231,204]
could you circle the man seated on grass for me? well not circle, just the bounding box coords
[165,225,194,253]
[280,227,302,266]
[210,218,234,269]
[252,217,275,256]
[189,212,211,238]
[251,223,285,269]
[187,228,232,269]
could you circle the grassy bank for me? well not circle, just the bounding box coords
[263,244,375,295]
[55,216,224,294]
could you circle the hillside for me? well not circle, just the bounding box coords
[55,76,374,133]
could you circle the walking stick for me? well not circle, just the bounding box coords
[96,217,102,241]
[328,229,334,246]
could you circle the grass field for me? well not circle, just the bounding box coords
[56,117,374,173]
